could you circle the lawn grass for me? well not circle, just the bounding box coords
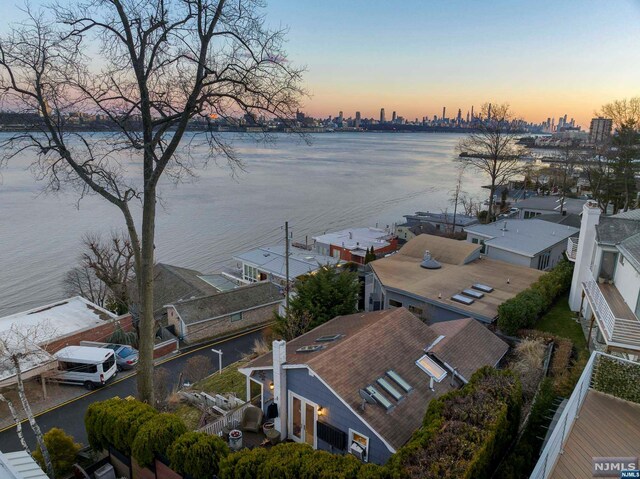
[174,403,202,430]
[193,359,249,400]
[535,293,588,354]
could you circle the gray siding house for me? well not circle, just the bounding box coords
[239,308,508,465]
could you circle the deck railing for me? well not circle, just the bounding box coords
[529,351,598,479]
[566,237,579,262]
[199,400,253,436]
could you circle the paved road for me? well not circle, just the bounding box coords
[0,327,266,451]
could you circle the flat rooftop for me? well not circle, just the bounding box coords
[371,235,543,322]
[404,211,479,227]
[0,296,117,346]
[233,245,340,279]
[465,219,579,257]
[550,390,640,479]
[512,196,587,215]
[312,227,394,251]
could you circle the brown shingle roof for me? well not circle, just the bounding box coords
[371,235,544,322]
[430,318,509,382]
[244,308,509,450]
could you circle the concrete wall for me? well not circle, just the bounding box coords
[182,303,279,344]
[287,368,394,465]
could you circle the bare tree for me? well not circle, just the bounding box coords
[82,232,135,313]
[456,103,524,223]
[0,0,303,402]
[0,394,30,453]
[0,324,55,478]
[183,355,213,383]
[63,265,109,307]
[448,167,464,232]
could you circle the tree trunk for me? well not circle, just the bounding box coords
[136,187,157,404]
[0,394,29,454]
[12,357,54,478]
[487,182,496,224]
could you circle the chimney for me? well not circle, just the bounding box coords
[569,202,602,311]
[272,340,288,440]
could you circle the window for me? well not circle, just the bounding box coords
[388,299,402,308]
[408,305,423,317]
[348,429,369,462]
[537,251,551,270]
[471,238,479,244]
[243,264,258,282]
[416,355,447,382]
[386,370,412,392]
[479,239,486,254]
[230,312,243,322]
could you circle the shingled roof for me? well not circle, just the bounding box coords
[243,308,508,450]
[169,281,283,325]
[150,263,220,316]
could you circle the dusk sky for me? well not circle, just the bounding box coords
[264,0,640,127]
[5,0,640,127]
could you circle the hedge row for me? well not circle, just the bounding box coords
[85,398,227,475]
[386,367,522,479]
[218,442,385,479]
[497,260,574,335]
[592,355,640,404]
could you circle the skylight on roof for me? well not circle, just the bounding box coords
[451,294,474,305]
[416,355,447,382]
[462,289,484,299]
[376,377,403,401]
[472,283,494,293]
[315,334,342,343]
[365,385,393,411]
[386,370,412,392]
[296,345,324,353]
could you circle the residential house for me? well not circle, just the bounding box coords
[529,352,640,479]
[239,308,509,465]
[150,263,241,324]
[464,219,579,270]
[166,282,283,344]
[512,196,587,219]
[536,213,583,229]
[395,223,438,243]
[0,450,48,479]
[233,245,340,284]
[400,211,478,234]
[312,227,398,265]
[366,235,543,324]
[568,203,640,355]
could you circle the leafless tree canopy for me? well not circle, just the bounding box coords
[64,265,109,307]
[456,103,524,222]
[0,0,305,402]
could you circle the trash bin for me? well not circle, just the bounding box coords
[229,429,243,451]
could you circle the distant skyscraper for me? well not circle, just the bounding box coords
[471,105,474,120]
[589,117,613,144]
[466,111,470,123]
[355,111,361,128]
[457,109,462,125]
[442,106,446,121]
[392,111,397,122]
[487,103,492,121]
[380,108,386,123]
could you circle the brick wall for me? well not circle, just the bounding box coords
[46,314,134,353]
[132,458,156,479]
[184,303,277,344]
[153,339,178,359]
[155,459,182,479]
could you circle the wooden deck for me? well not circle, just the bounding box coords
[550,390,640,479]
[599,283,636,320]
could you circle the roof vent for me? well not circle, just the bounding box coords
[420,250,442,269]
[296,345,324,353]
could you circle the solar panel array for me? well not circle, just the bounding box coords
[360,369,414,412]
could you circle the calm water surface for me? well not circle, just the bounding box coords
[0,132,485,316]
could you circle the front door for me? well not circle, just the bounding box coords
[289,392,317,447]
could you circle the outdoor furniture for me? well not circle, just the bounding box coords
[262,420,275,435]
[265,427,281,446]
[240,405,264,433]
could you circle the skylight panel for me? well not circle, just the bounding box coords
[462,289,484,299]
[365,385,393,411]
[376,377,403,401]
[315,334,343,343]
[472,283,494,293]
[296,345,324,353]
[386,370,413,392]
[451,294,474,305]
[416,355,447,382]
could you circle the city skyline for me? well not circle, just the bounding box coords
[262,0,640,128]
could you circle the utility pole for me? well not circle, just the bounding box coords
[285,221,290,312]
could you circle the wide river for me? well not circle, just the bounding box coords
[0,132,486,316]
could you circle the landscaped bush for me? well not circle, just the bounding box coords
[168,431,229,479]
[33,427,81,478]
[592,355,640,404]
[85,398,157,454]
[498,261,574,335]
[218,447,271,479]
[132,413,187,467]
[387,367,522,479]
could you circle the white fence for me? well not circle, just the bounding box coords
[199,401,253,436]
[566,237,578,262]
[583,280,616,340]
[529,352,639,479]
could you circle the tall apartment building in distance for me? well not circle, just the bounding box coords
[380,108,386,123]
[355,111,361,128]
[589,117,613,144]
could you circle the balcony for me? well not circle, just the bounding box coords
[583,279,640,351]
[565,237,578,262]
